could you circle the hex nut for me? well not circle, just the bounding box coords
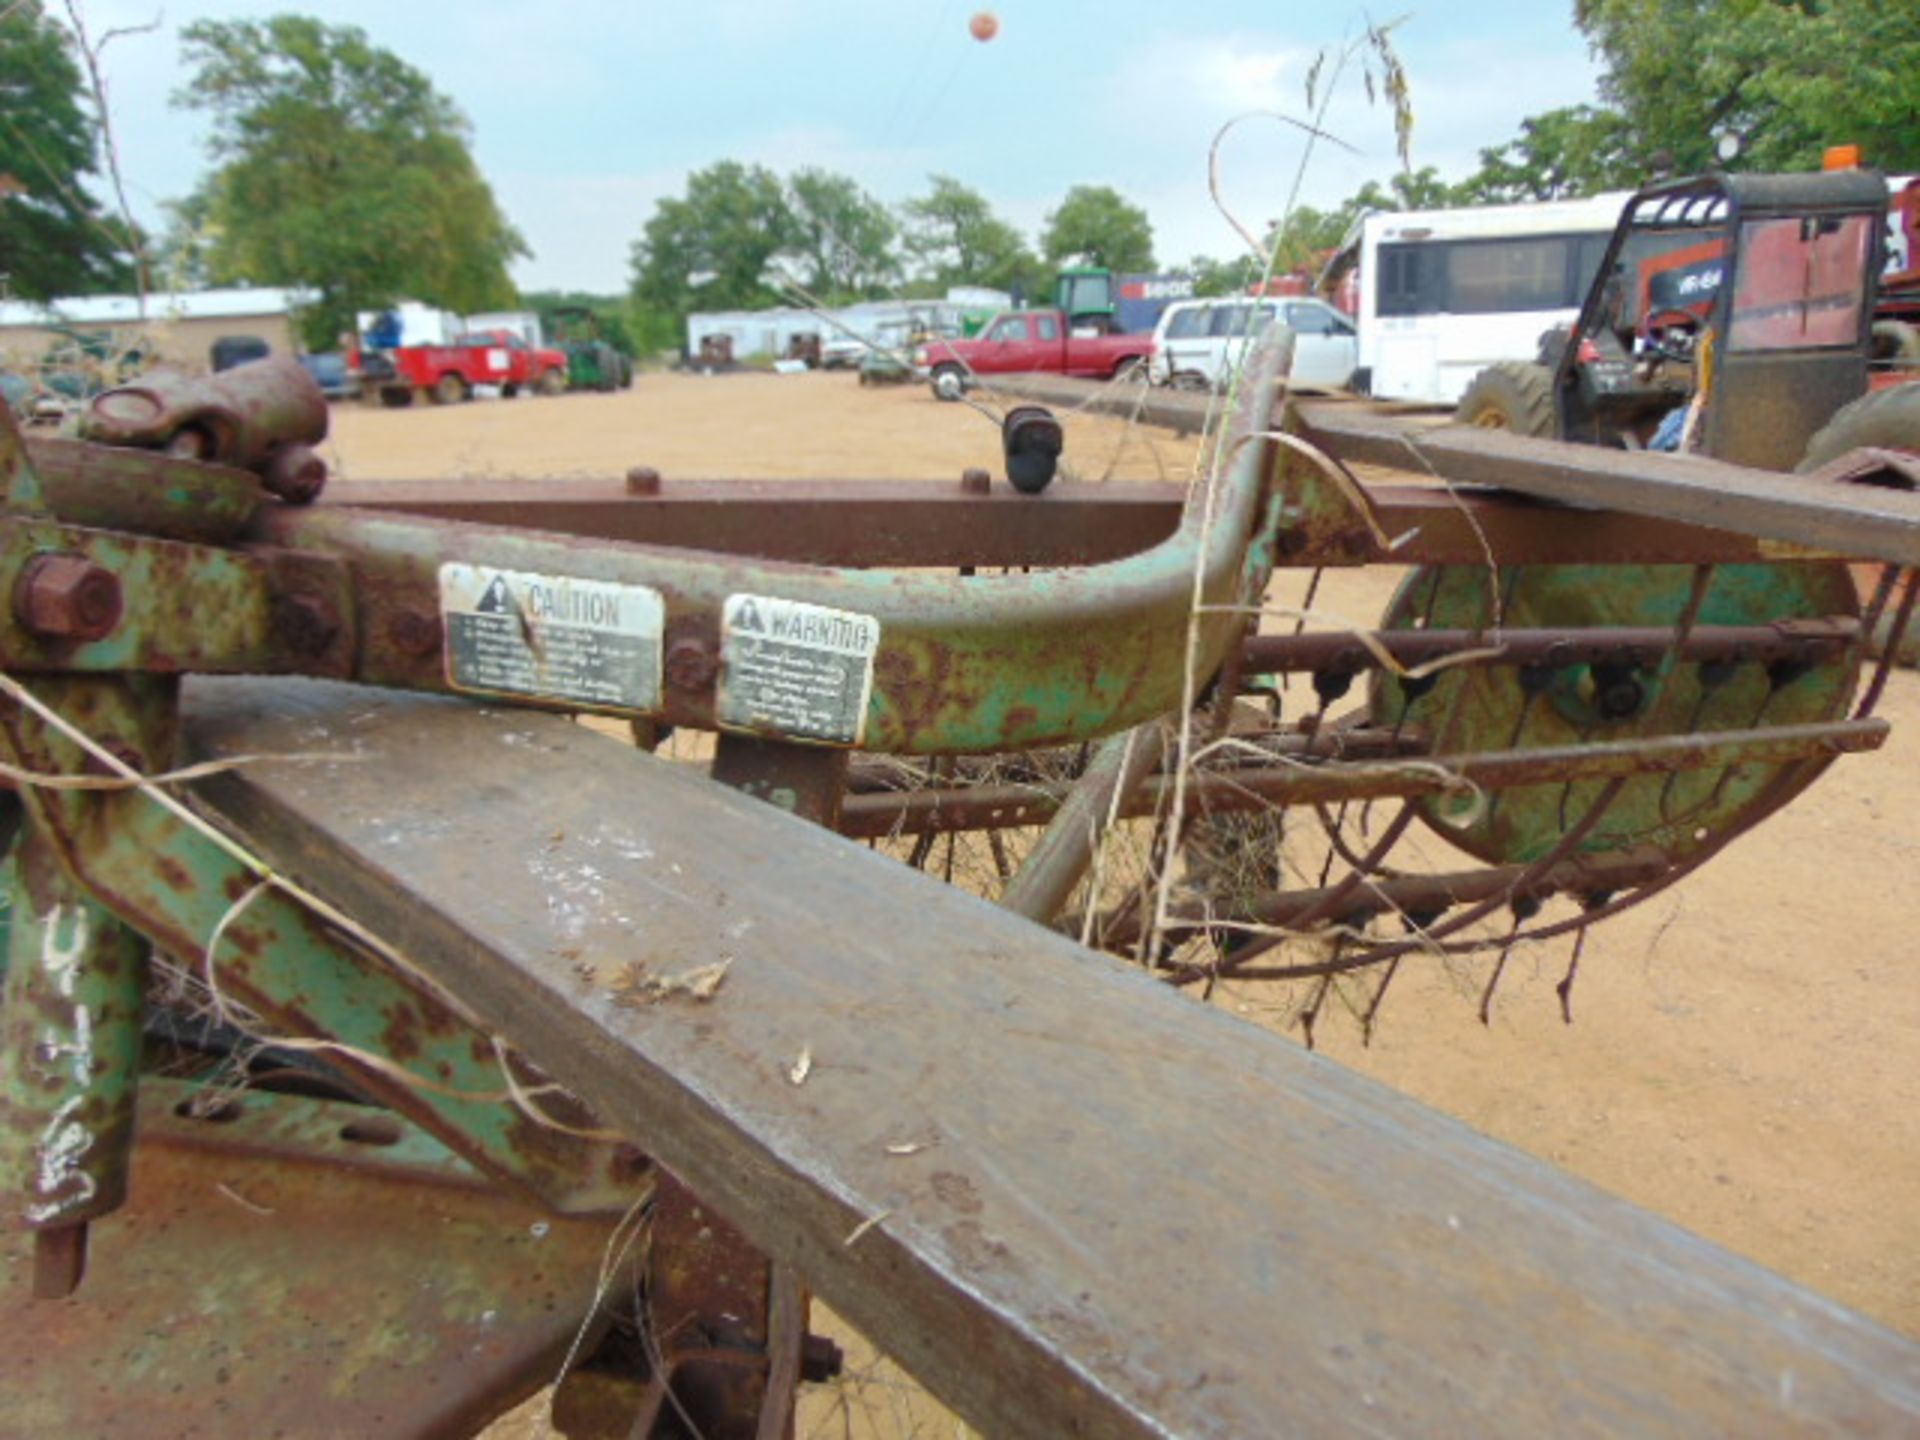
[15,554,123,642]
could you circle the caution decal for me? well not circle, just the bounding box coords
[439,563,665,709]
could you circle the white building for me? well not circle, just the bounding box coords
[0,286,309,371]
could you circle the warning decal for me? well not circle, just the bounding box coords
[719,594,880,745]
[439,563,664,709]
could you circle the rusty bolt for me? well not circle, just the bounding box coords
[15,554,123,642]
[388,608,441,659]
[664,636,718,691]
[800,1333,845,1384]
[262,444,329,505]
[960,467,991,495]
[626,466,663,496]
[276,592,341,657]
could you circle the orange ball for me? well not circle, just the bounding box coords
[969,11,998,42]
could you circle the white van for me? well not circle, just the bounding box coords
[1149,296,1357,391]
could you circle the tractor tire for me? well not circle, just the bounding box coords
[931,364,966,402]
[379,385,415,409]
[1798,382,1920,665]
[537,367,567,397]
[1870,320,1920,367]
[1798,382,1920,471]
[1454,362,1556,435]
[432,373,468,406]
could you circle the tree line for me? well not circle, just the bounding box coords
[1,2,1915,354]
[626,165,1155,351]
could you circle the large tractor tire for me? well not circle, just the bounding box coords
[1799,382,1920,470]
[1454,361,1556,435]
[1869,320,1920,368]
[1799,381,1920,665]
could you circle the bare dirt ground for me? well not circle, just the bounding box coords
[339,371,1920,1434]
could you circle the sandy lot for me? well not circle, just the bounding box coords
[338,371,1920,1431]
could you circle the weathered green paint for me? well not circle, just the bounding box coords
[1371,560,1861,863]
[0,826,144,1231]
[0,676,640,1216]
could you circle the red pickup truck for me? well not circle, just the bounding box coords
[915,310,1155,400]
[356,329,570,407]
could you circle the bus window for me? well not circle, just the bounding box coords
[1376,245,1436,316]
[1727,213,1872,351]
[1445,237,1575,313]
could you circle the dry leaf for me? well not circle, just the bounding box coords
[609,957,732,1007]
[843,1208,893,1248]
[788,1046,813,1086]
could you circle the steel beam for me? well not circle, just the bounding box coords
[1298,401,1920,568]
[323,475,1795,569]
[178,677,1920,1439]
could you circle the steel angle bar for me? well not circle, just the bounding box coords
[322,475,1800,570]
[1297,401,1920,567]
[323,477,1186,570]
[178,676,1920,1440]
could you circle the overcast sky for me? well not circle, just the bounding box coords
[71,1,1603,293]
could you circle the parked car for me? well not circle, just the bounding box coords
[915,309,1154,400]
[854,322,906,385]
[1149,296,1357,392]
[821,334,867,369]
[297,352,361,400]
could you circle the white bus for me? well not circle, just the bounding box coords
[1342,191,1632,405]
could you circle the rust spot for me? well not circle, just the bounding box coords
[1001,706,1038,741]
[941,1219,1012,1271]
[383,1006,426,1063]
[930,1170,983,1215]
[154,856,194,896]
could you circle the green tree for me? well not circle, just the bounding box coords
[783,168,898,302]
[629,161,793,328]
[0,2,133,300]
[1042,184,1155,272]
[175,15,526,348]
[1575,0,1920,173]
[1455,105,1638,204]
[899,175,1041,296]
[1185,254,1255,298]
[1266,204,1355,276]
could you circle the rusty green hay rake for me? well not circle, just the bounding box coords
[2,335,1920,1439]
